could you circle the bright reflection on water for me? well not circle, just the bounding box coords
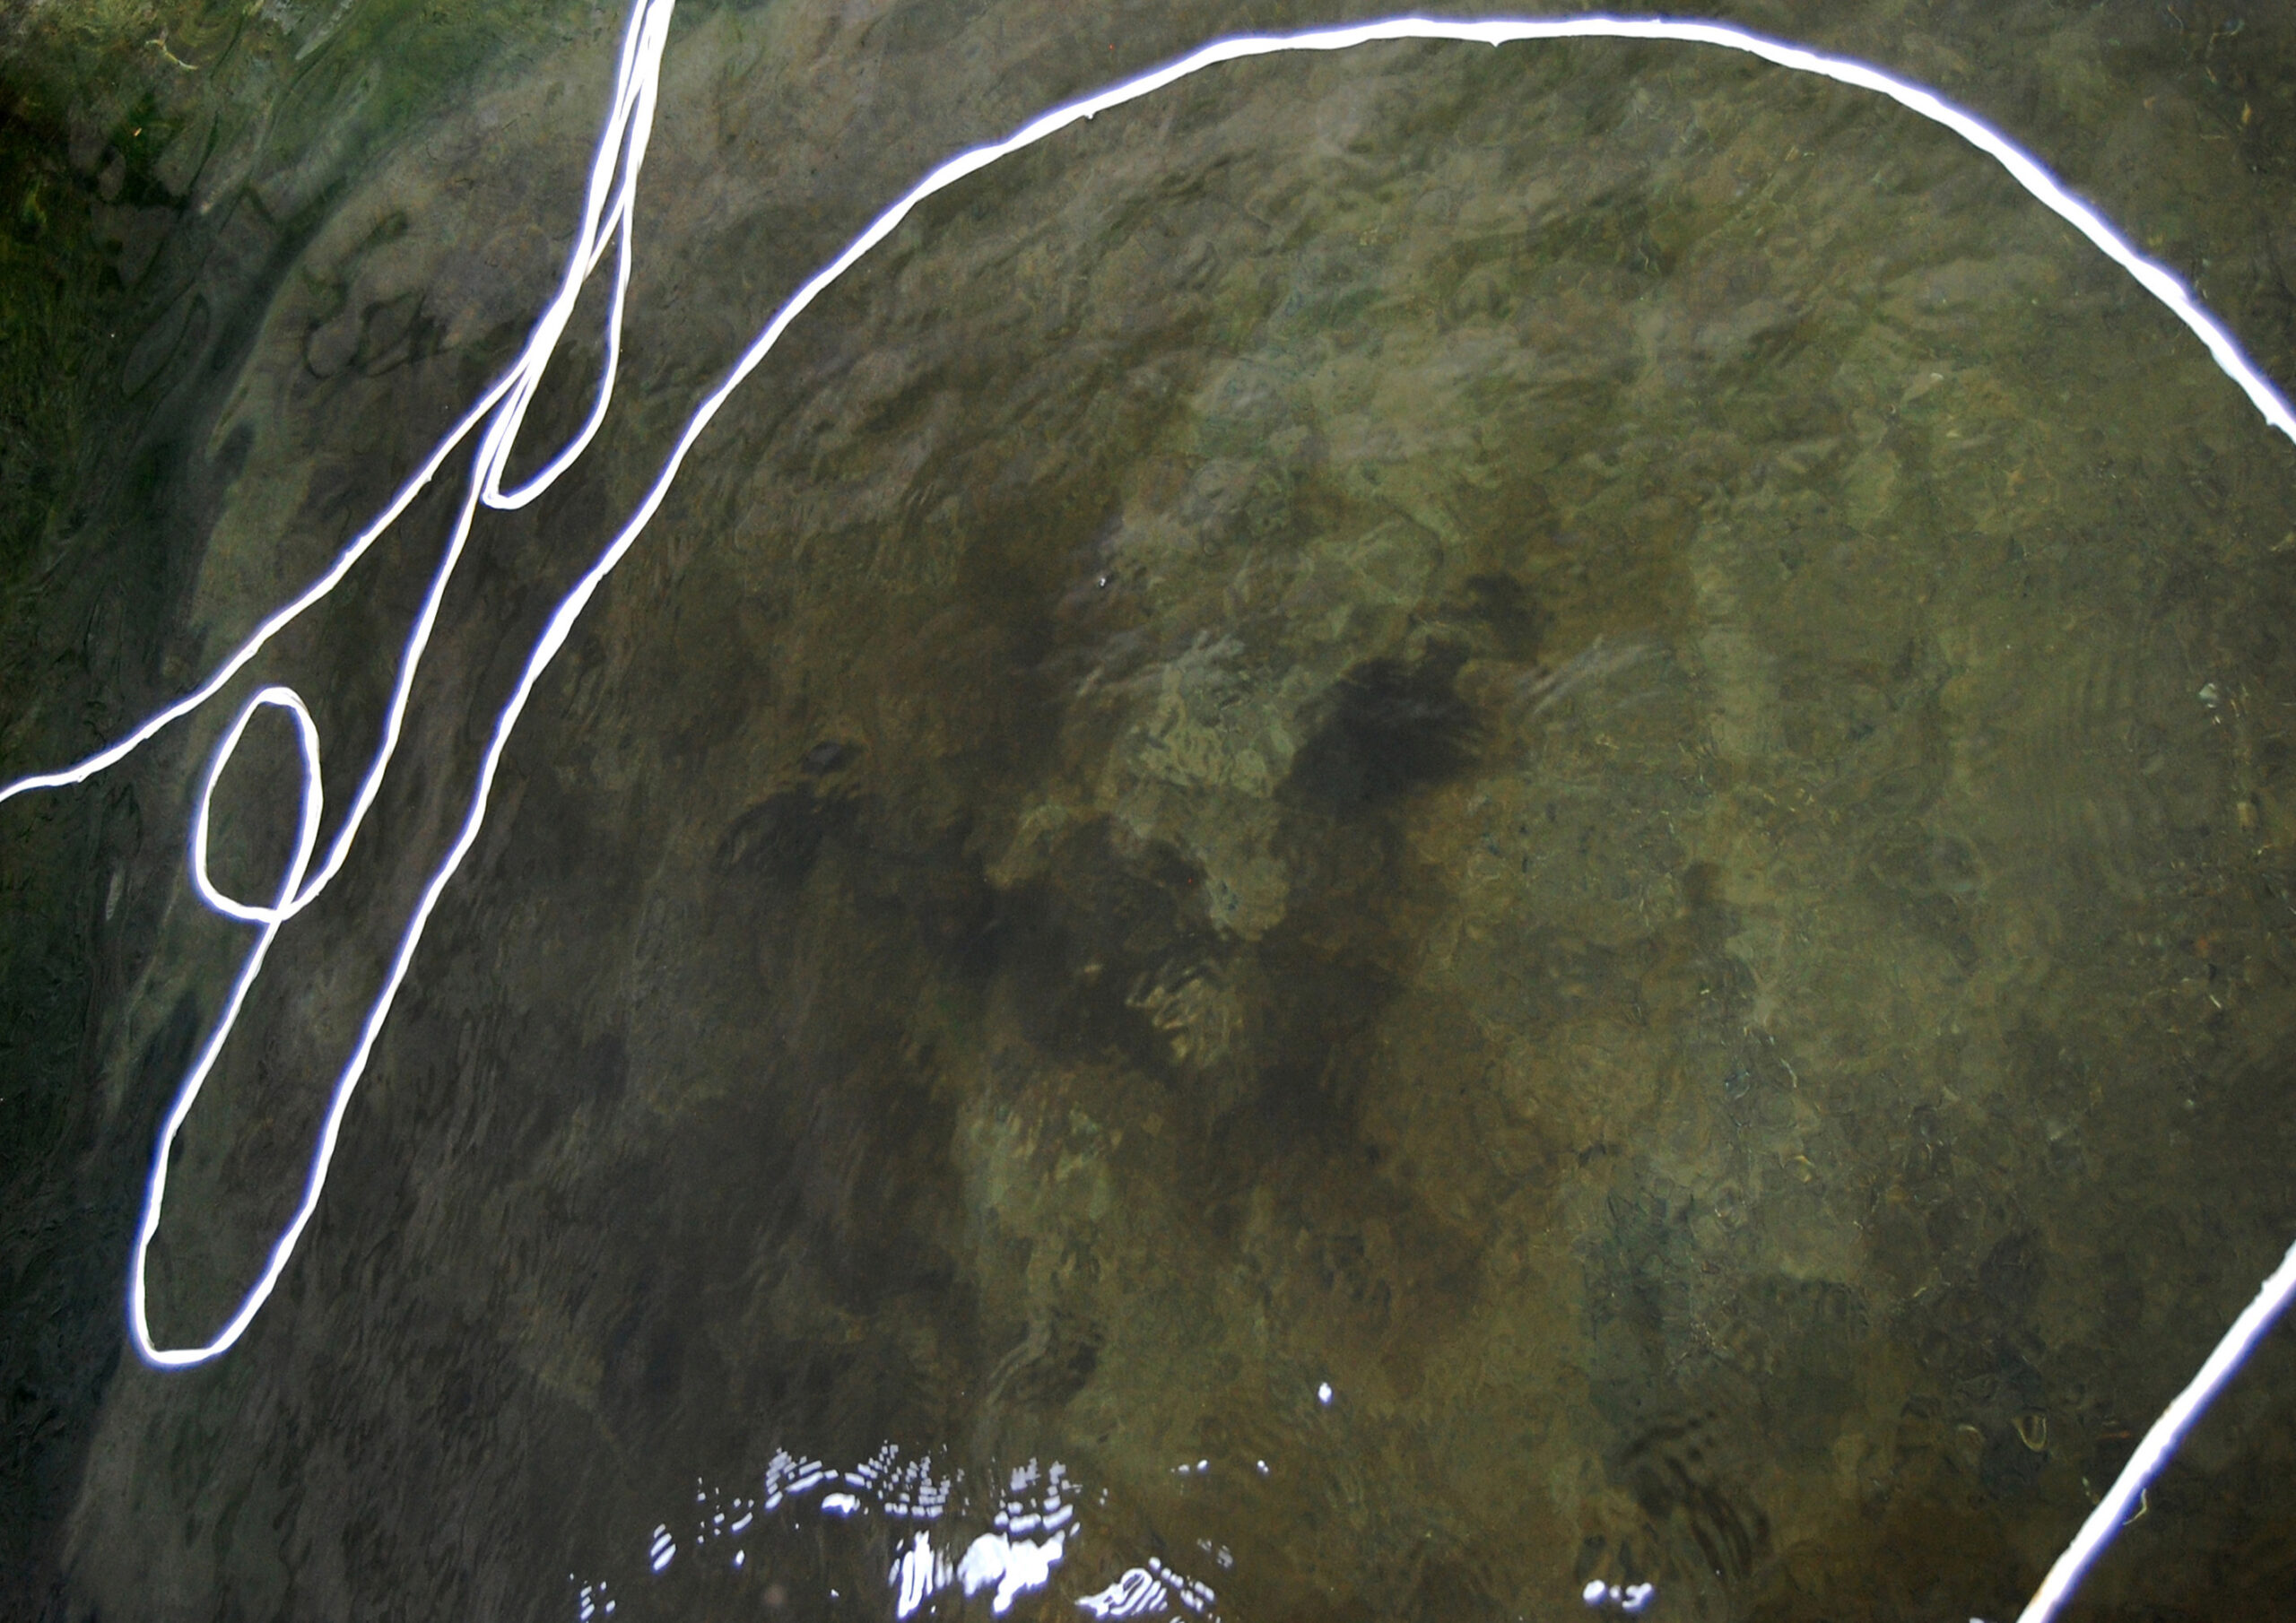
[564,1423,1666,1620]
[565,1443,1213,1621]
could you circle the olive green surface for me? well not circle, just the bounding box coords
[5,3,2296,1620]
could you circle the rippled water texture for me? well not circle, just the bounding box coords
[6,2,2296,1620]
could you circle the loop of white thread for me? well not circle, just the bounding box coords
[188,685,325,926]
[133,684,328,1367]
[2,11,2292,1619]
[103,0,679,1368]
[480,0,666,512]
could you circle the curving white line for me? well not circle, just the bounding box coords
[106,0,677,1369]
[2,6,2292,1618]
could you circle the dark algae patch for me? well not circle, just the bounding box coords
[1284,647,1482,812]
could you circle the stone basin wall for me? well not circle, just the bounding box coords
[5,2,2296,1619]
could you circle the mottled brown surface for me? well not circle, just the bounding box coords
[8,2,2296,1620]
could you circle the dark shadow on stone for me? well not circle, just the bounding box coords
[715,787,857,890]
[1461,571,1549,661]
[1619,1409,1773,1584]
[966,820,1204,1076]
[1283,646,1481,812]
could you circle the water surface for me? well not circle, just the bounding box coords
[7,3,2296,1620]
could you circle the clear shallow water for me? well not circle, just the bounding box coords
[6,3,2296,1621]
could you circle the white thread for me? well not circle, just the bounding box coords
[4,11,2292,1619]
[104,0,673,1368]
[187,686,324,928]
[2015,1234,2296,1623]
